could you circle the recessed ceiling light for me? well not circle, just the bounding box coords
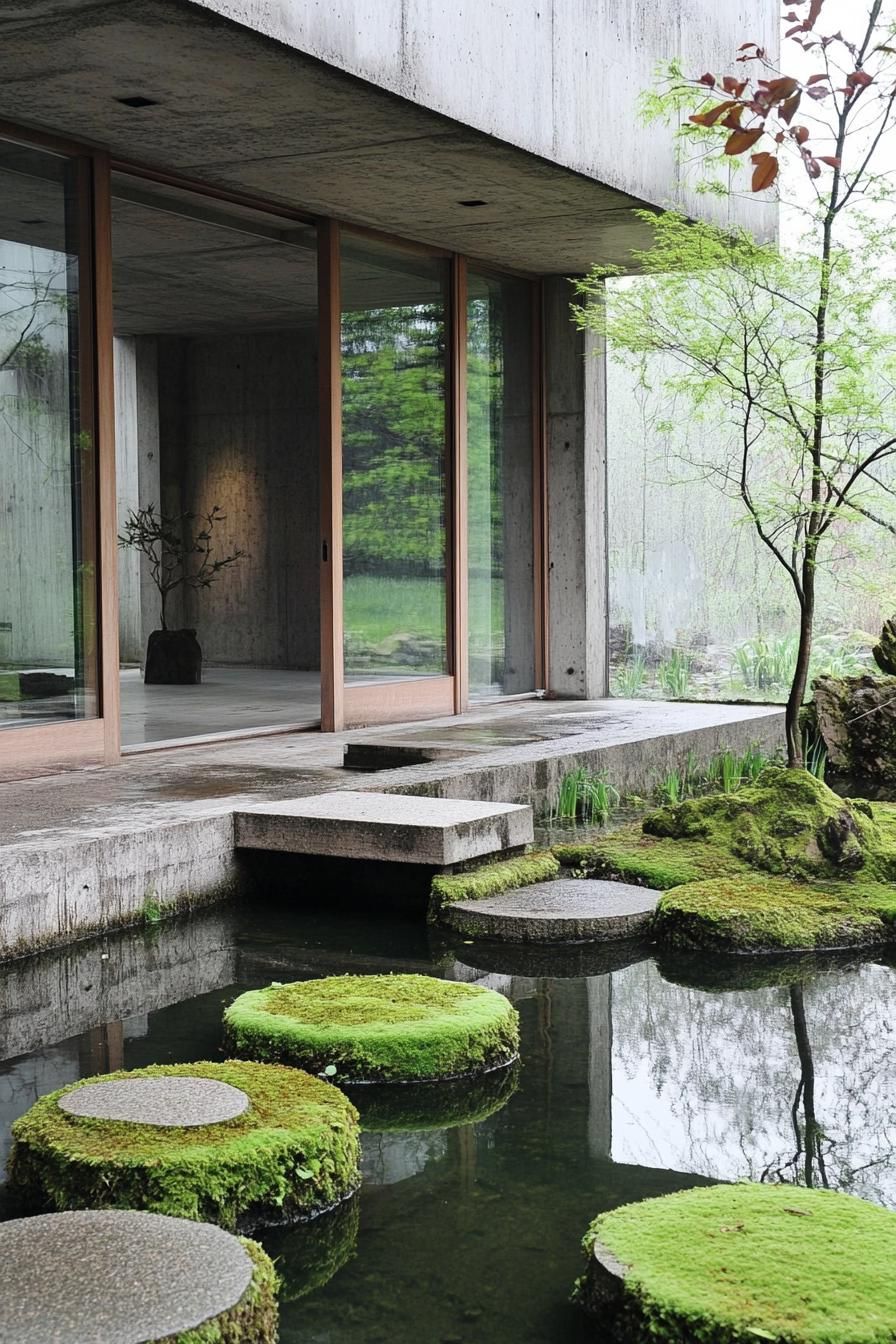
[116,96,159,108]
[458,199,487,208]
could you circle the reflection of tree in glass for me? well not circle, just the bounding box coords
[0,250,73,477]
[341,304,446,576]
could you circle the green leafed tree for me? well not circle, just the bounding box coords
[575,0,896,766]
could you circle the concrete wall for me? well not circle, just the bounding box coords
[192,0,778,236]
[544,276,608,700]
[118,329,320,669]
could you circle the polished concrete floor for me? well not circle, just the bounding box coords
[120,666,322,747]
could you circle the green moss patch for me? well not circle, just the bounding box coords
[554,769,896,955]
[578,1183,896,1343]
[347,1060,519,1133]
[552,825,749,889]
[655,875,896,954]
[559,769,896,887]
[429,850,560,917]
[224,973,520,1083]
[7,1060,360,1230]
[157,1237,279,1344]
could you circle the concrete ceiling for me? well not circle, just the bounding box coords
[0,0,655,277]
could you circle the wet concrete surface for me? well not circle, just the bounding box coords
[0,699,784,849]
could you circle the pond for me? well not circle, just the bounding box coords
[1,901,894,1344]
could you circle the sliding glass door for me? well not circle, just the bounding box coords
[467,270,537,698]
[340,234,452,715]
[0,139,98,734]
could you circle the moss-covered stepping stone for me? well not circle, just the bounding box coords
[8,1060,360,1229]
[223,973,520,1083]
[578,1183,896,1343]
[0,1209,278,1343]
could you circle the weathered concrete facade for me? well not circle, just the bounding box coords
[192,0,778,238]
[0,0,778,777]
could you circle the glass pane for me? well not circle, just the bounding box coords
[0,140,97,728]
[110,173,320,746]
[467,271,536,697]
[341,236,449,683]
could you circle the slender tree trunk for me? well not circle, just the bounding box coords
[160,588,167,633]
[785,575,814,769]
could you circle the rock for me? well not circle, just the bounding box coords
[812,673,896,781]
[874,616,896,675]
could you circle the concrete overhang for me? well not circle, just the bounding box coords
[0,0,674,274]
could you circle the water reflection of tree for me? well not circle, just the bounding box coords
[610,961,896,1206]
[762,985,829,1190]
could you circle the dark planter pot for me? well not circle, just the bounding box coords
[144,629,202,685]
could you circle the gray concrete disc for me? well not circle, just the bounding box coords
[58,1076,249,1127]
[0,1209,253,1344]
[442,878,659,943]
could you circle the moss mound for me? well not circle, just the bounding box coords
[578,1183,896,1343]
[346,1059,519,1132]
[429,850,560,917]
[264,1196,359,1305]
[7,1060,360,1230]
[553,769,896,955]
[224,973,520,1083]
[656,875,896,954]
[157,1236,279,1343]
[560,768,896,888]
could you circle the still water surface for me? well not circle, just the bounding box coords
[1,903,894,1343]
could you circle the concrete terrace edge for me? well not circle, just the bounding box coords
[0,707,784,962]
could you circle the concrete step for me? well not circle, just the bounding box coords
[234,790,533,866]
[441,878,659,943]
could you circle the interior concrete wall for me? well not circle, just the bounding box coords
[152,328,321,668]
[193,0,778,238]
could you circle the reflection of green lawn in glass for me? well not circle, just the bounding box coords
[343,575,506,682]
[344,576,446,678]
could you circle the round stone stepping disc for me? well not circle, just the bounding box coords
[0,1209,252,1344]
[442,878,658,943]
[58,1076,249,1127]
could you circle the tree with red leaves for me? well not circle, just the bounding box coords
[576,1,896,768]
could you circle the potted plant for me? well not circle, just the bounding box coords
[118,503,245,684]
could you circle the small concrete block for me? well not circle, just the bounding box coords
[441,879,659,943]
[58,1076,250,1127]
[234,790,534,865]
[0,1209,252,1343]
[343,739,479,771]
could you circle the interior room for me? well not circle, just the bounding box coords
[110,175,321,747]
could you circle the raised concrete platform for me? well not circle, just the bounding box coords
[0,699,783,960]
[235,790,534,865]
[58,1076,249,1126]
[441,879,659,943]
[0,1210,253,1344]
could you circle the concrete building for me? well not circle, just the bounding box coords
[0,0,777,773]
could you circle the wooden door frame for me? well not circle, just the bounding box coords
[0,130,116,776]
